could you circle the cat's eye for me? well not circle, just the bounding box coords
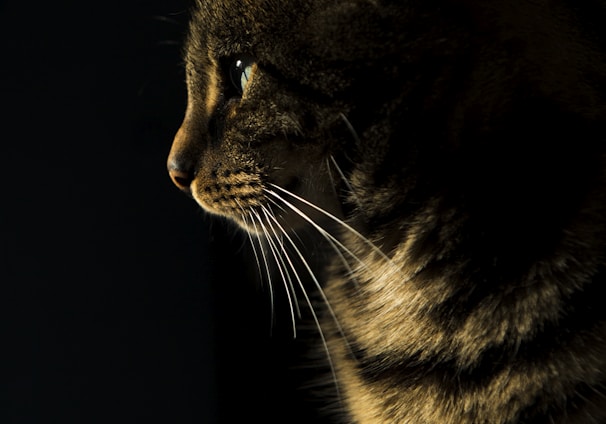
[229,55,256,96]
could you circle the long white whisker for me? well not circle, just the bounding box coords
[326,156,337,194]
[262,204,353,360]
[247,231,264,283]
[259,205,301,320]
[321,158,364,280]
[236,203,264,286]
[257,208,299,338]
[247,211,275,332]
[264,188,375,275]
[265,195,310,249]
[329,154,362,208]
[262,209,345,334]
[261,208,342,402]
[339,112,362,145]
[266,184,397,268]
[267,196,289,215]
[271,188,359,281]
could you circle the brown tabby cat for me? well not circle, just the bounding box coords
[167,0,606,422]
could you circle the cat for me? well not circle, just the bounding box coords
[167,0,606,422]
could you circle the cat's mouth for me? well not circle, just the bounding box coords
[190,167,340,237]
[190,166,263,216]
[169,125,343,236]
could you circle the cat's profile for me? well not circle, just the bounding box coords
[167,0,606,422]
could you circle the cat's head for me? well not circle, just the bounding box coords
[166,0,430,233]
[167,0,603,236]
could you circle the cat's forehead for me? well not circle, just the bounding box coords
[191,0,308,52]
[185,0,396,97]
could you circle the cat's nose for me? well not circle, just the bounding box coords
[167,124,199,194]
[167,161,194,194]
[167,150,196,194]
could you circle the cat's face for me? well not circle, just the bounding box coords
[166,0,427,233]
[167,0,351,233]
[169,0,533,238]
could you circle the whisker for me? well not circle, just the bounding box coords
[325,156,339,199]
[247,231,264,283]
[266,195,289,216]
[265,195,309,248]
[247,211,276,332]
[339,112,362,145]
[262,209,347,335]
[262,196,364,370]
[329,154,362,208]
[256,208,299,338]
[264,187,377,276]
[283,195,358,281]
[261,208,342,403]
[259,206,302,320]
[266,184,398,270]
[236,205,265,286]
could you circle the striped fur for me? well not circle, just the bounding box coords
[168,0,606,422]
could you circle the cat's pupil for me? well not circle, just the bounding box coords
[229,56,255,95]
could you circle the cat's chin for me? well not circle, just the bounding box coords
[190,172,343,238]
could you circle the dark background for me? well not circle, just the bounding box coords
[1,1,312,422]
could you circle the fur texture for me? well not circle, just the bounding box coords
[168,0,606,422]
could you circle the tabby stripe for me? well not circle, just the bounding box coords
[353,325,605,398]
[350,272,606,392]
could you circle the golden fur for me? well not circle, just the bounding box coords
[168,0,606,422]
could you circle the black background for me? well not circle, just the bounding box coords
[1,1,309,422]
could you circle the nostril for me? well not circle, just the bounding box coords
[168,168,194,193]
[167,127,198,194]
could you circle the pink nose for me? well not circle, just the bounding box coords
[167,163,194,193]
[168,117,202,195]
